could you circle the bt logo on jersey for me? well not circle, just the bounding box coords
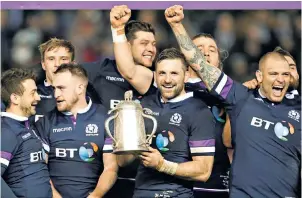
[251,117,295,141]
[30,149,47,162]
[250,117,274,130]
[55,142,99,162]
[79,142,99,162]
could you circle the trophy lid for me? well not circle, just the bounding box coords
[115,90,142,110]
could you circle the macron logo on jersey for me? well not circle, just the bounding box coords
[53,127,72,133]
[106,76,125,82]
[39,94,53,99]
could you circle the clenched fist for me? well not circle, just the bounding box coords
[165,5,184,26]
[110,5,131,29]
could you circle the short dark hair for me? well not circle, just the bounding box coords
[192,33,228,70]
[274,46,296,65]
[125,20,155,42]
[39,38,75,61]
[1,68,37,108]
[155,48,189,72]
[54,63,88,84]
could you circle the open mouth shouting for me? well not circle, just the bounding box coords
[272,85,284,97]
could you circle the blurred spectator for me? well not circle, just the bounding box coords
[1,9,300,82]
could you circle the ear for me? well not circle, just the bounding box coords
[10,93,20,105]
[255,70,263,83]
[41,61,46,71]
[76,83,85,95]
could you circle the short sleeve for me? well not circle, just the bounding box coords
[102,114,114,153]
[210,73,250,111]
[1,127,18,175]
[188,107,216,157]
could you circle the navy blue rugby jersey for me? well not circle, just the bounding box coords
[1,112,52,198]
[211,72,301,198]
[133,91,216,198]
[34,99,113,198]
[185,78,230,191]
[82,58,156,111]
[36,80,56,115]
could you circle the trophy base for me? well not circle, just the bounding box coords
[113,149,150,155]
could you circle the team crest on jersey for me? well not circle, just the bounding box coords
[169,113,182,126]
[85,124,99,136]
[288,110,300,122]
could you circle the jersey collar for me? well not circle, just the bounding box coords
[1,112,28,121]
[160,92,194,103]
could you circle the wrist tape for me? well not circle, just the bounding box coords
[111,26,127,43]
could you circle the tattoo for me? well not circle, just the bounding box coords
[188,50,203,66]
[175,32,221,90]
[176,35,194,51]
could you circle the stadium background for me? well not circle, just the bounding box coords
[1,9,301,89]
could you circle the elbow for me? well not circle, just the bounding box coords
[195,169,212,182]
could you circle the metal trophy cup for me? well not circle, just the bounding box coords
[105,90,157,154]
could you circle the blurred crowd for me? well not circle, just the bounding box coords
[1,9,301,83]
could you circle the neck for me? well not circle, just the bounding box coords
[162,89,187,103]
[189,67,200,79]
[6,106,29,118]
[69,96,88,118]
[258,88,266,98]
[46,76,52,86]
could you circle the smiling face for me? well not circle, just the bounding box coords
[256,54,291,102]
[129,31,157,68]
[18,79,41,117]
[155,59,189,102]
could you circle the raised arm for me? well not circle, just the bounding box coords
[110,5,154,94]
[165,5,221,91]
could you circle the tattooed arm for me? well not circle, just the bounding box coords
[165,5,221,90]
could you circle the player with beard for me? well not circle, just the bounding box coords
[117,48,216,198]
[111,5,230,197]
[34,63,118,198]
[1,68,52,198]
[167,5,301,198]
[226,46,301,162]
[34,18,158,196]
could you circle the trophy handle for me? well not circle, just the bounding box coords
[105,112,119,145]
[142,111,158,144]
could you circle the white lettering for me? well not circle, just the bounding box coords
[251,117,274,130]
[30,151,43,162]
[56,148,78,158]
[106,76,125,82]
[53,127,72,133]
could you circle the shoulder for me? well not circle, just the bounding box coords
[82,58,116,70]
[1,118,19,139]
[186,97,209,110]
[93,103,108,114]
